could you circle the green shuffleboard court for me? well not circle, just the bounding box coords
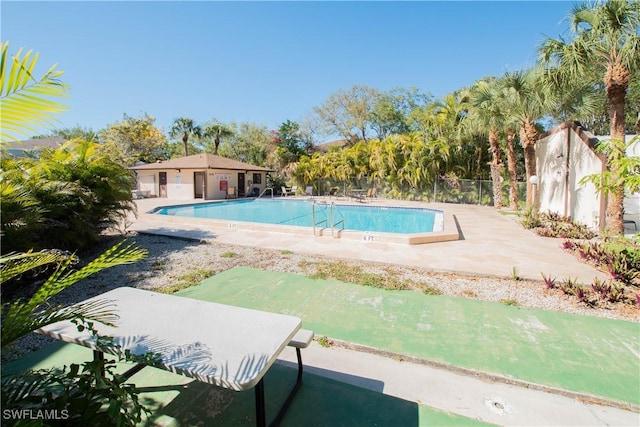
[178,267,640,406]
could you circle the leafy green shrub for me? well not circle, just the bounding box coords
[1,241,152,426]
[2,350,155,426]
[520,208,542,229]
[534,213,596,240]
[526,212,596,239]
[1,140,136,252]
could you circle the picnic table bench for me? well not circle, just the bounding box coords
[37,287,313,427]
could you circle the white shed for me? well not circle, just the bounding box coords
[535,121,638,231]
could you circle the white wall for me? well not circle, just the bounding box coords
[568,132,602,228]
[167,170,195,200]
[537,129,638,230]
[137,173,157,197]
[537,130,568,215]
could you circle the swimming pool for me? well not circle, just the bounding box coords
[153,199,442,234]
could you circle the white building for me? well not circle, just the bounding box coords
[129,153,272,200]
[535,121,638,231]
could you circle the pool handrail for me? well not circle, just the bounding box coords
[311,201,328,236]
[330,202,345,238]
[258,187,274,199]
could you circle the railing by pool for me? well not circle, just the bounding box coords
[312,202,345,238]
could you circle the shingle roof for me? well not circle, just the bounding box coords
[129,153,271,172]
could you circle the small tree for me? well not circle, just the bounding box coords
[169,117,201,156]
[99,113,169,166]
[202,120,234,155]
[580,136,640,209]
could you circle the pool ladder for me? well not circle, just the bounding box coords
[312,202,344,238]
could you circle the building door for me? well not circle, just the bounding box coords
[159,172,167,198]
[194,172,205,198]
[238,173,245,197]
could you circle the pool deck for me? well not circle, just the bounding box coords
[131,196,608,283]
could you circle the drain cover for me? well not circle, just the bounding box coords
[484,397,512,415]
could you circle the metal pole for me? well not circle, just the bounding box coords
[255,379,266,427]
[433,176,438,202]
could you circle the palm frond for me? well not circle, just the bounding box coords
[29,240,147,310]
[0,41,68,144]
[0,250,71,284]
[1,367,62,405]
[2,299,119,348]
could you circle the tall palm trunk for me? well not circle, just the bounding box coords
[521,119,538,208]
[182,132,189,157]
[604,62,630,235]
[506,128,518,209]
[489,128,503,209]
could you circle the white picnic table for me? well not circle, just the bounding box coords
[37,287,303,427]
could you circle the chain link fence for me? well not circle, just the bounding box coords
[306,177,527,209]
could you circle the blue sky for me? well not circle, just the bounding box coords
[2,1,575,140]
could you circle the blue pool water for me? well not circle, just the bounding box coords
[154,199,440,234]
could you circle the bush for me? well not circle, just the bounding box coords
[1,140,136,252]
[526,212,596,239]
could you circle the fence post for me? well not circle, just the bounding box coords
[478,180,482,205]
[433,177,438,203]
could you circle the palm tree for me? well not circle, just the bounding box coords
[203,121,234,155]
[468,78,507,209]
[539,0,640,234]
[501,68,556,208]
[169,117,202,156]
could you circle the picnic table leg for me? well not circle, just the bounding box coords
[255,379,266,427]
[270,348,305,426]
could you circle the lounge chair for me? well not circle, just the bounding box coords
[281,186,296,197]
[366,187,377,198]
[305,186,313,197]
[226,186,237,199]
[348,188,367,202]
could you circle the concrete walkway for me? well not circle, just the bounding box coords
[131,198,609,283]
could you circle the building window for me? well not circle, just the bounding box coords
[252,173,262,184]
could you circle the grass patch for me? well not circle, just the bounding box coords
[220,251,238,258]
[318,336,333,348]
[462,289,478,298]
[500,298,519,307]
[422,285,442,295]
[299,260,442,294]
[158,269,214,294]
[280,249,294,255]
